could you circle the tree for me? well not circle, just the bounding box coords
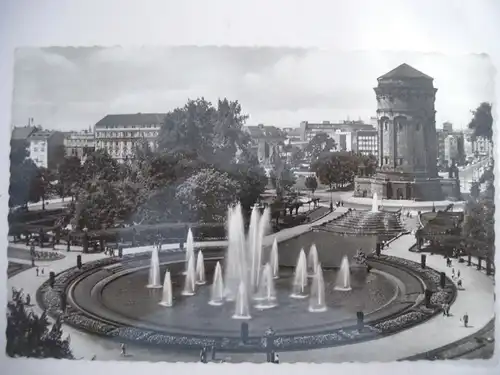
[157,98,250,168]
[81,149,121,183]
[29,167,54,210]
[305,132,337,162]
[58,156,83,200]
[9,139,39,208]
[175,169,241,222]
[226,152,268,211]
[71,178,146,230]
[358,153,378,177]
[468,102,493,141]
[6,289,73,359]
[305,176,318,196]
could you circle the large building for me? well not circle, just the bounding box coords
[94,113,165,162]
[354,63,460,201]
[28,130,65,169]
[243,124,286,167]
[64,128,95,159]
[473,136,493,157]
[299,120,374,142]
[352,130,378,156]
[443,133,465,166]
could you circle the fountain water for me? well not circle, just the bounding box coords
[184,228,195,275]
[309,264,327,312]
[209,262,224,306]
[254,263,277,309]
[248,206,260,289]
[182,254,196,296]
[158,270,173,307]
[270,238,279,279]
[334,255,352,291]
[224,204,248,301]
[195,251,206,285]
[224,204,270,309]
[307,244,319,277]
[371,193,379,213]
[232,281,251,319]
[290,249,308,298]
[146,246,162,288]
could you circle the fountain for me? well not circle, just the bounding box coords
[371,192,379,213]
[184,228,195,275]
[209,262,224,306]
[309,264,327,312]
[270,238,279,279]
[146,246,162,288]
[158,270,173,307]
[290,249,308,298]
[334,255,352,291]
[307,244,319,277]
[182,254,196,296]
[232,281,251,319]
[224,204,270,308]
[195,251,206,285]
[254,263,277,309]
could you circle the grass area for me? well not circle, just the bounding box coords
[7,262,32,278]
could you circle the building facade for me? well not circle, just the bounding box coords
[354,63,460,201]
[243,124,286,168]
[352,130,378,156]
[473,136,493,157]
[299,120,374,142]
[64,129,95,159]
[28,130,65,169]
[94,113,164,162]
[443,133,465,166]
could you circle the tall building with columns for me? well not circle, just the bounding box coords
[354,63,460,201]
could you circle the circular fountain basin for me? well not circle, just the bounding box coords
[69,255,412,338]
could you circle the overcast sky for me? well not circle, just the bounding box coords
[11,47,495,131]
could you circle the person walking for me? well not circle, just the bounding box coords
[36,267,39,277]
[461,313,469,327]
[451,268,455,278]
[446,303,451,317]
[274,353,280,364]
[457,270,461,278]
[26,293,31,306]
[442,303,447,316]
[120,343,126,357]
[41,268,45,276]
[457,279,463,289]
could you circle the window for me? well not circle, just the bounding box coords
[384,157,389,164]
[33,147,38,152]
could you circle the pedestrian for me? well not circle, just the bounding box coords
[41,268,44,276]
[457,270,461,278]
[442,303,447,316]
[457,279,463,288]
[461,313,469,327]
[274,353,280,364]
[26,293,31,306]
[446,304,451,317]
[452,268,455,277]
[120,343,126,356]
[36,267,39,277]
[211,345,216,361]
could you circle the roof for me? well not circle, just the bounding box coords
[11,126,37,140]
[28,130,59,140]
[244,125,285,139]
[378,63,433,81]
[95,113,167,128]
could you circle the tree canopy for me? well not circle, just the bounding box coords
[305,132,337,162]
[6,289,73,359]
[468,102,493,141]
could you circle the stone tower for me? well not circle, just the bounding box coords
[354,63,453,201]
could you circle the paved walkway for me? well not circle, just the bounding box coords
[7,208,495,363]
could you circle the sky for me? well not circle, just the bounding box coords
[11,46,495,131]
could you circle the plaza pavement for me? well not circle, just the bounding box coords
[7,207,495,363]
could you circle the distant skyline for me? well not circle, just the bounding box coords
[12,47,495,131]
